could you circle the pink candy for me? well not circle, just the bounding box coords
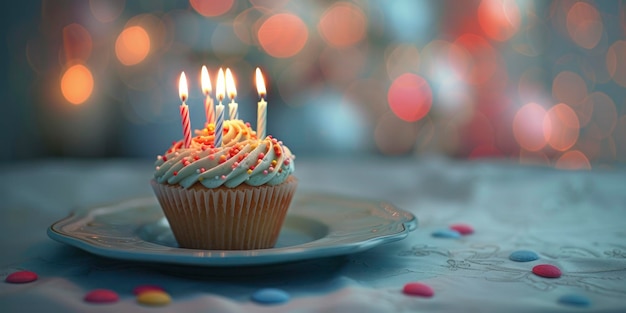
[84,289,119,303]
[5,271,38,284]
[450,223,474,235]
[532,264,562,278]
[402,282,434,297]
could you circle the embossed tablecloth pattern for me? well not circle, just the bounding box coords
[1,158,625,312]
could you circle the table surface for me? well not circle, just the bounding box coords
[1,157,625,312]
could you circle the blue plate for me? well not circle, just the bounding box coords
[48,193,417,266]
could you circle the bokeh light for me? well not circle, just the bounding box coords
[477,0,521,42]
[61,64,94,105]
[385,44,420,79]
[552,71,587,107]
[190,0,234,17]
[89,0,125,23]
[585,92,617,140]
[115,26,150,66]
[454,34,498,85]
[566,1,603,50]
[606,40,626,87]
[62,23,92,63]
[258,13,308,58]
[318,2,367,48]
[387,73,432,122]
[555,150,591,170]
[544,103,579,151]
[513,103,548,152]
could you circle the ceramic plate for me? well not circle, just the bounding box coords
[48,193,417,266]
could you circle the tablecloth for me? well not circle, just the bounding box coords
[1,157,625,312]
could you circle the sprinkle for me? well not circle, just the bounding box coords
[84,289,119,304]
[509,250,539,262]
[402,282,434,297]
[209,154,215,160]
[219,155,227,164]
[162,156,167,161]
[233,162,240,168]
[200,168,205,173]
[263,170,268,175]
[137,290,171,306]
[133,285,165,295]
[193,155,200,161]
[251,288,290,305]
[247,169,253,175]
[157,155,162,160]
[271,160,277,167]
[221,175,226,180]
[449,223,473,235]
[532,264,562,278]
[155,166,160,171]
[173,171,178,176]
[199,177,204,182]
[558,294,591,307]
[283,159,290,166]
[5,271,38,283]
[258,153,265,159]
[431,229,461,238]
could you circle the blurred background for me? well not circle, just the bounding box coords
[2,0,625,169]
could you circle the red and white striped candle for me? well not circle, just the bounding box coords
[178,72,192,148]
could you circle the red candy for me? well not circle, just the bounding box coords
[133,285,165,295]
[532,264,562,278]
[402,282,434,297]
[5,271,38,283]
[84,289,119,303]
[450,223,474,235]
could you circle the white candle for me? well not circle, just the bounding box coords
[225,68,238,120]
[214,68,225,147]
[201,65,214,126]
[255,68,267,139]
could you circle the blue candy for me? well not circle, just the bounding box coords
[251,288,290,305]
[558,294,591,307]
[431,229,461,239]
[509,250,539,262]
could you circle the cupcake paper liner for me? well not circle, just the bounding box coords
[150,176,297,250]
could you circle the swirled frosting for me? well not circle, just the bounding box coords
[154,120,295,189]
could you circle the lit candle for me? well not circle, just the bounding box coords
[214,68,225,147]
[178,72,192,148]
[201,65,214,126]
[255,67,267,139]
[225,68,238,120]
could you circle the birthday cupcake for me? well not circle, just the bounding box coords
[150,68,297,250]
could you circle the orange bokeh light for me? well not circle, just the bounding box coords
[513,103,548,152]
[62,23,92,63]
[566,1,603,50]
[318,2,367,48]
[606,40,626,87]
[477,0,521,42]
[544,103,579,151]
[258,13,308,58]
[61,64,94,105]
[555,150,591,170]
[190,0,234,17]
[387,73,432,122]
[115,26,150,66]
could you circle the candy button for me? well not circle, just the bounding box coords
[558,294,590,307]
[251,288,290,304]
[431,229,461,239]
[402,282,434,298]
[133,284,165,295]
[509,250,539,262]
[532,264,562,278]
[137,290,171,306]
[5,271,38,284]
[449,223,474,235]
[84,289,119,304]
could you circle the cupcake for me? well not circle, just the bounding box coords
[151,120,297,250]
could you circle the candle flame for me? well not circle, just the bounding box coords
[201,65,211,95]
[216,68,225,102]
[179,71,188,102]
[255,67,266,98]
[225,68,237,100]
